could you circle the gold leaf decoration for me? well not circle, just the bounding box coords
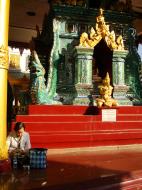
[0,45,9,69]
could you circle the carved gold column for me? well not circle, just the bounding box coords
[0,0,10,160]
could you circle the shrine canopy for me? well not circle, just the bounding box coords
[79,8,125,51]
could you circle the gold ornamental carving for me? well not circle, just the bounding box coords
[79,8,125,51]
[0,45,9,69]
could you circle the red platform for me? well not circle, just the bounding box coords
[13,105,142,148]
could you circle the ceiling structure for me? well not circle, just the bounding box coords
[9,0,142,44]
[9,0,49,44]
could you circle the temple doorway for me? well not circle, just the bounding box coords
[93,39,113,82]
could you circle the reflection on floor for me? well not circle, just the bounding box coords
[1,146,142,190]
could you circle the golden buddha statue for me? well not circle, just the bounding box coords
[96,72,118,108]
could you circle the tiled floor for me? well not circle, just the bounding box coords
[1,146,142,190]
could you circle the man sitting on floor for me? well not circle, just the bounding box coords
[7,122,31,167]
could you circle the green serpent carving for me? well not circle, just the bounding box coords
[29,51,52,104]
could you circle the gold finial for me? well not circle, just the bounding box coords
[104,72,110,81]
[99,8,104,16]
[96,8,105,25]
[102,72,111,87]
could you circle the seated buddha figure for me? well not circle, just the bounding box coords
[96,72,118,108]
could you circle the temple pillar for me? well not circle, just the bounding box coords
[0,0,10,160]
[112,50,132,105]
[73,46,93,105]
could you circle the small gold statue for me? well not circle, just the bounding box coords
[89,27,101,47]
[79,32,91,47]
[96,72,118,108]
[90,27,101,41]
[90,27,97,40]
[116,35,125,51]
[106,31,117,50]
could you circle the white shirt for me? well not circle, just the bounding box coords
[7,131,31,153]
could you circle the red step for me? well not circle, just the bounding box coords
[29,126,142,148]
[28,105,142,115]
[13,105,142,149]
[16,114,142,122]
[16,115,101,122]
[28,105,99,115]
[12,120,142,130]
[117,114,142,121]
[12,121,142,148]
[118,106,142,114]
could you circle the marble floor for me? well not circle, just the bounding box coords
[1,146,142,190]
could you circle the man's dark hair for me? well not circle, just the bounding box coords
[14,122,25,132]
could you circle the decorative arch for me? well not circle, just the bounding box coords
[79,8,125,81]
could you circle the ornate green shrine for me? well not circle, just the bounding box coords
[29,1,142,105]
